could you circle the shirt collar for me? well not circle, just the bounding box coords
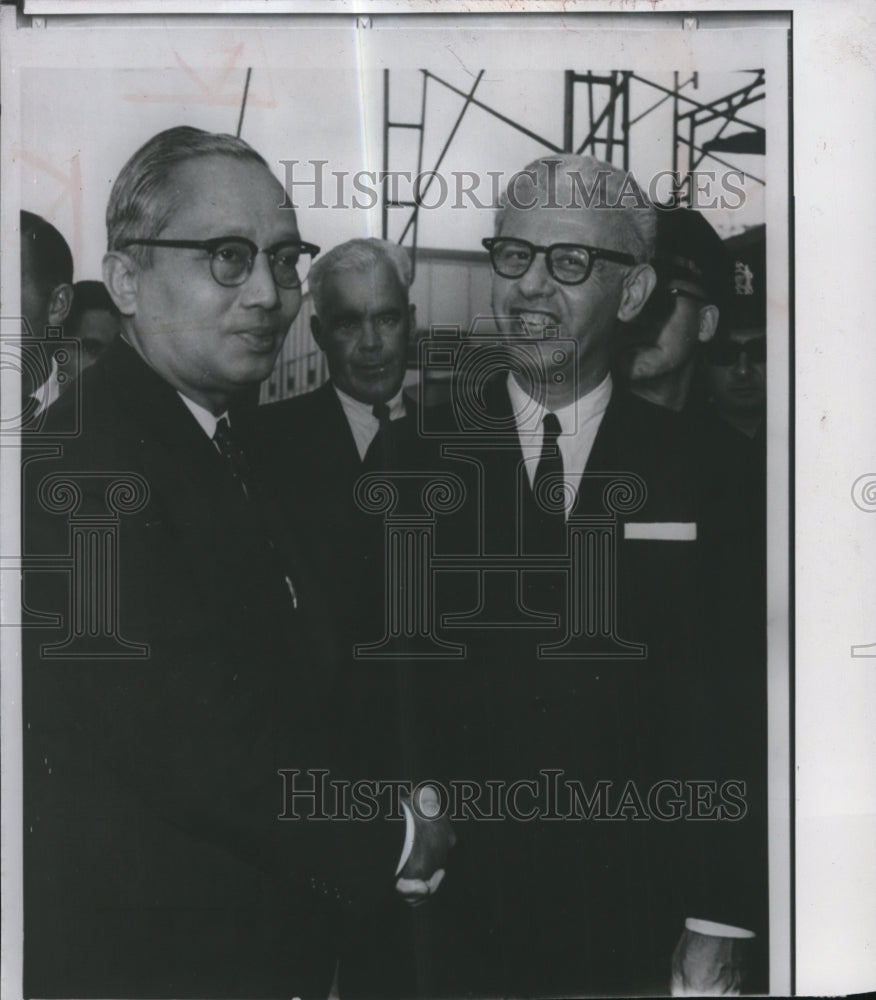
[32,354,61,412]
[177,392,228,440]
[506,370,613,436]
[333,382,407,421]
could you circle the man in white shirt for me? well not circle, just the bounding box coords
[243,237,441,997]
[247,239,423,650]
[19,211,74,422]
[421,155,766,997]
[259,238,415,459]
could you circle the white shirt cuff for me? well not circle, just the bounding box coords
[395,800,414,876]
[685,917,756,939]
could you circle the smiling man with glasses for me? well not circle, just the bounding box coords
[102,133,318,412]
[423,156,767,998]
[21,125,453,999]
[483,158,657,411]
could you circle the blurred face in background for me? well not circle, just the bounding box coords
[705,328,767,433]
[311,260,412,405]
[624,282,717,382]
[57,305,121,392]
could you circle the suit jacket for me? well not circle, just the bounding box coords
[243,382,436,751]
[244,383,372,642]
[244,382,427,640]
[242,381,445,999]
[407,374,768,997]
[21,341,404,999]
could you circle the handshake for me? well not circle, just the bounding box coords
[394,785,456,907]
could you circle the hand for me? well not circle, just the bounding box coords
[394,785,456,906]
[670,928,750,996]
[395,868,445,908]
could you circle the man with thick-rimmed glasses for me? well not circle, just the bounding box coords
[21,125,453,999]
[421,155,766,998]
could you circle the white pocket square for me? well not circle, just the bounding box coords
[623,522,697,541]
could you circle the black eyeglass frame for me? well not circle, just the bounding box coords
[482,236,636,286]
[119,236,321,289]
[706,335,767,367]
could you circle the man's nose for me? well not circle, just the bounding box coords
[359,318,382,351]
[732,350,750,376]
[516,253,555,297]
[240,251,280,309]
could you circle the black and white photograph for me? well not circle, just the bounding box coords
[0,3,872,998]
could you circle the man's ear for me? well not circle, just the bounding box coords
[310,314,324,349]
[47,283,73,326]
[407,302,416,336]
[698,305,720,344]
[102,252,140,317]
[617,263,657,323]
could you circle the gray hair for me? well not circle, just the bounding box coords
[309,238,412,317]
[106,125,271,267]
[494,154,657,264]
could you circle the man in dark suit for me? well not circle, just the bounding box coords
[21,127,452,999]
[247,237,420,654]
[244,238,440,996]
[617,206,765,631]
[415,155,767,997]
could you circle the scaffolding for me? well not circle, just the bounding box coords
[382,67,766,262]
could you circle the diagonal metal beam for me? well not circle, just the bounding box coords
[632,71,764,134]
[676,136,765,185]
[398,70,485,246]
[425,70,563,153]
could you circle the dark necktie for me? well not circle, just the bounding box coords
[363,401,400,471]
[213,416,255,501]
[213,416,298,608]
[529,412,566,553]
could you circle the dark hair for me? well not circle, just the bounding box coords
[66,280,120,335]
[106,125,271,267]
[20,210,73,290]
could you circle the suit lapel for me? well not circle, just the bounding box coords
[580,387,622,476]
[315,382,362,475]
[104,343,291,620]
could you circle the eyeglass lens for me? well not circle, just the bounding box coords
[210,239,310,289]
[491,239,592,284]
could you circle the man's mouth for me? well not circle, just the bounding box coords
[237,329,280,353]
[509,310,562,335]
[355,362,390,378]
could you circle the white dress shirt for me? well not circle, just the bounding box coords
[333,384,407,461]
[506,371,613,517]
[32,356,62,416]
[178,393,227,441]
